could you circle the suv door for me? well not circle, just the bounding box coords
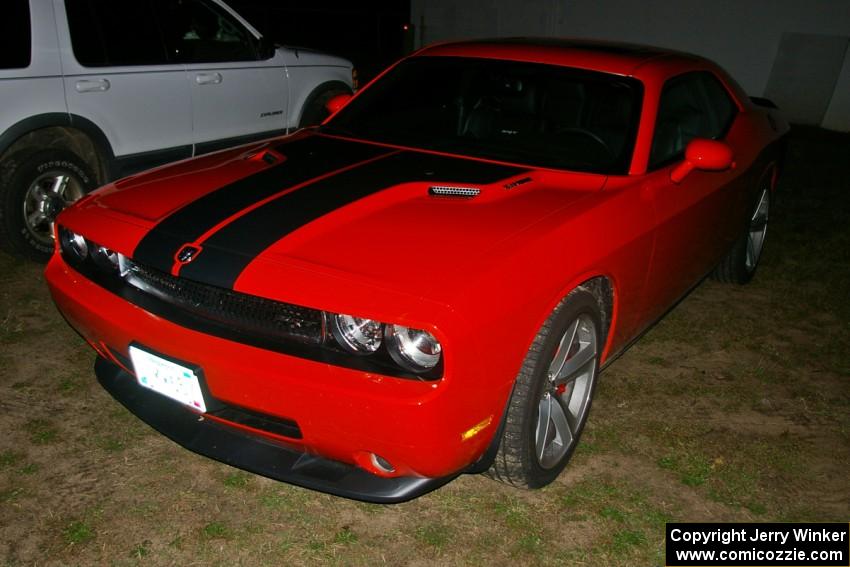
[158,0,289,152]
[1,0,66,138]
[58,0,194,175]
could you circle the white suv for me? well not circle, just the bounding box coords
[0,0,355,261]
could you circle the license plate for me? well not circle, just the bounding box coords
[129,346,207,412]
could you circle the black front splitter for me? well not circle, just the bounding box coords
[94,356,457,503]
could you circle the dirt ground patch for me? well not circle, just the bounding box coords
[1,127,848,566]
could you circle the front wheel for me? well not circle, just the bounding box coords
[488,288,602,488]
[0,149,96,262]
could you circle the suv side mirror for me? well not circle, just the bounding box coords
[257,37,276,60]
[670,138,735,184]
[325,93,353,116]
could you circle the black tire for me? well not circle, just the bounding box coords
[712,169,773,285]
[487,288,602,488]
[298,84,352,128]
[0,148,96,262]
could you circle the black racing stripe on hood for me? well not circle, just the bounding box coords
[179,151,527,289]
[133,135,391,273]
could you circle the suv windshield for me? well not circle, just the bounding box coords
[325,56,642,174]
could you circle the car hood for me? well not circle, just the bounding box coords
[81,133,605,295]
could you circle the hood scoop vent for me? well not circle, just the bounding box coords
[428,185,480,198]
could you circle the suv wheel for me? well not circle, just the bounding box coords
[0,149,96,262]
[299,85,353,128]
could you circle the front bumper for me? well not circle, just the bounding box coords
[46,253,506,497]
[95,356,455,503]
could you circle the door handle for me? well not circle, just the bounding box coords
[75,79,110,93]
[195,72,223,85]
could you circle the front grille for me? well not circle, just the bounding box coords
[127,262,325,345]
[209,405,302,439]
[61,238,441,380]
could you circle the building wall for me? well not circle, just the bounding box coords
[410,0,850,131]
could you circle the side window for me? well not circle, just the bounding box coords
[699,73,738,138]
[158,0,259,63]
[649,72,734,169]
[66,0,169,67]
[0,0,31,69]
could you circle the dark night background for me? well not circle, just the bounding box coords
[227,0,413,82]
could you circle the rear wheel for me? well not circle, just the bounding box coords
[712,171,772,284]
[488,288,601,488]
[0,149,96,262]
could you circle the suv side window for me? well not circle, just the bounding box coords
[649,71,737,169]
[1,0,31,69]
[158,0,259,63]
[66,0,169,67]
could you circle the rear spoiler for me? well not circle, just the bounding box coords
[750,96,778,109]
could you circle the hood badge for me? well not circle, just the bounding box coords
[504,176,532,190]
[176,244,202,265]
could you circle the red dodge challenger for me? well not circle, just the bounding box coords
[46,39,788,502]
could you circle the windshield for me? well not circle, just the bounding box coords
[324,56,642,174]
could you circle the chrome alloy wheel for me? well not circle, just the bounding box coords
[535,313,599,469]
[22,170,86,247]
[746,187,770,272]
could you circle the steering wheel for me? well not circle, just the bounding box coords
[556,128,613,158]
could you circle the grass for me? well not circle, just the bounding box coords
[98,437,126,453]
[201,521,231,540]
[19,463,39,475]
[0,450,23,468]
[129,541,151,558]
[657,452,713,487]
[415,523,452,548]
[556,475,673,564]
[24,419,58,445]
[0,487,25,503]
[223,471,252,489]
[64,520,95,545]
[333,526,358,545]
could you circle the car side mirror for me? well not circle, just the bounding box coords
[325,93,353,116]
[670,138,735,184]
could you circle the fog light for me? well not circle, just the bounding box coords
[371,453,395,474]
[353,450,397,477]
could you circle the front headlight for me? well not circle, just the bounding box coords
[91,244,120,272]
[330,313,383,354]
[329,314,443,375]
[386,325,442,373]
[58,227,88,262]
[59,226,127,275]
